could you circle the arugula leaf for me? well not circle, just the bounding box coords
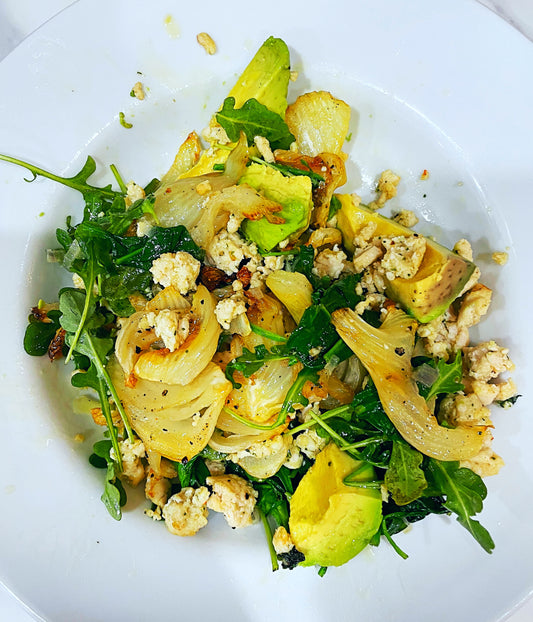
[420,351,465,401]
[384,441,427,506]
[56,227,73,251]
[59,288,134,448]
[88,439,127,521]
[102,468,124,520]
[317,382,400,467]
[216,97,295,150]
[371,495,448,553]
[60,286,98,360]
[426,459,495,553]
[0,153,120,200]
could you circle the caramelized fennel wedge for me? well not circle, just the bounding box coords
[332,308,484,461]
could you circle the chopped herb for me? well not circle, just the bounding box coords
[119,112,133,128]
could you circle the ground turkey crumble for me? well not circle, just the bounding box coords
[206,474,258,528]
[163,487,210,536]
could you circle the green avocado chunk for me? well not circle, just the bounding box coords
[386,238,476,323]
[336,194,476,323]
[288,442,382,567]
[226,36,290,116]
[239,163,313,251]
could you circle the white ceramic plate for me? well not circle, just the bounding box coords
[1,1,532,620]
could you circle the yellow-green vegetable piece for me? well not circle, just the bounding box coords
[289,442,382,567]
[336,194,476,323]
[239,163,313,250]
[226,36,290,116]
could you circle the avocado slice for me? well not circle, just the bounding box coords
[288,442,382,567]
[239,163,313,250]
[226,36,290,116]
[336,194,476,323]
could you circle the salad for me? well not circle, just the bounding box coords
[2,36,518,572]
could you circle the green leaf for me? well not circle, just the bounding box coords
[56,228,73,251]
[176,456,210,489]
[426,459,494,553]
[101,266,152,310]
[59,288,91,333]
[286,244,314,279]
[286,305,338,368]
[0,153,120,200]
[92,439,113,460]
[101,464,123,521]
[216,97,295,150]
[379,496,448,539]
[89,453,108,469]
[89,440,127,520]
[384,441,428,506]
[23,309,62,356]
[75,222,204,270]
[71,361,100,392]
[423,351,465,401]
[71,332,113,367]
[320,273,361,313]
[255,478,290,528]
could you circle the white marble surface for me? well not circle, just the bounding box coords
[0,1,531,620]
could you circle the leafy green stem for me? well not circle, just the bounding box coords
[280,368,318,418]
[307,409,361,458]
[223,406,288,431]
[342,437,382,451]
[84,331,135,441]
[343,479,382,489]
[96,375,123,471]
[381,519,409,559]
[285,403,352,436]
[110,164,128,194]
[250,323,287,343]
[258,508,279,572]
[0,153,120,198]
[65,266,95,364]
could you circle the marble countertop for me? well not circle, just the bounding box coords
[0,1,531,620]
